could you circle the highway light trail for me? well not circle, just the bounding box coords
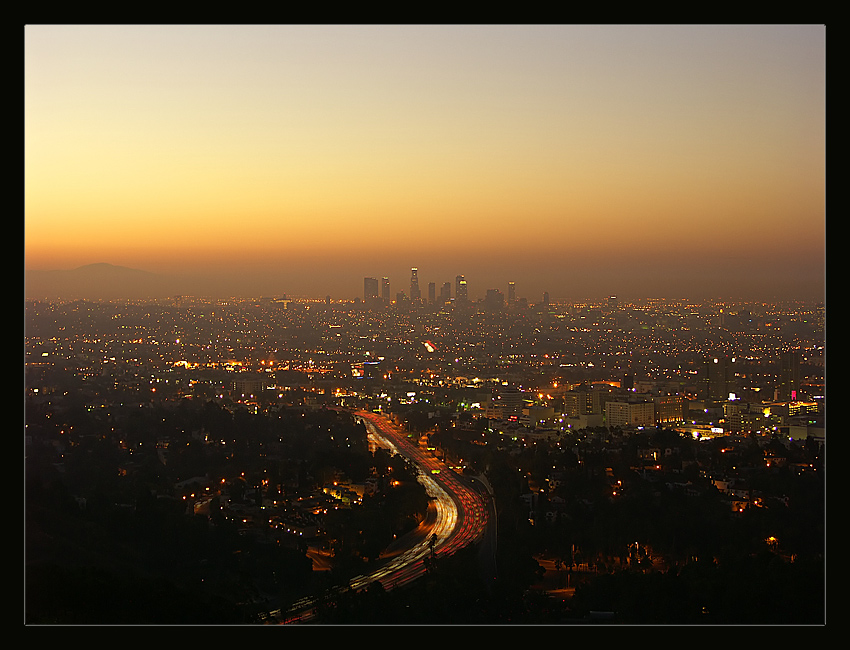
[362,417,458,552]
[279,411,466,623]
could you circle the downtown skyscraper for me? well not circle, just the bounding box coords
[456,275,467,303]
[364,277,379,302]
[410,268,421,302]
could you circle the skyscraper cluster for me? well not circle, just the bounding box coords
[363,268,468,309]
[362,270,547,313]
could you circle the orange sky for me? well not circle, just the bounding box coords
[25,25,825,300]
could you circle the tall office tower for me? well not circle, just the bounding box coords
[779,351,802,401]
[543,292,550,307]
[364,277,379,304]
[410,267,421,302]
[608,295,618,308]
[484,288,505,311]
[456,275,468,303]
[508,281,516,306]
[428,282,436,303]
[440,282,451,304]
[381,277,390,302]
[703,354,737,402]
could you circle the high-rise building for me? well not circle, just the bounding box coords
[508,282,516,306]
[410,268,421,302]
[703,354,737,402]
[563,390,594,417]
[778,351,802,401]
[440,282,451,304]
[381,277,390,302]
[456,275,467,303]
[364,277,379,302]
[428,282,436,304]
[484,289,505,311]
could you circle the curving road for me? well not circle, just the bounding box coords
[357,410,490,566]
[276,410,490,623]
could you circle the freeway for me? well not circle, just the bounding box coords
[275,410,490,623]
[357,410,490,564]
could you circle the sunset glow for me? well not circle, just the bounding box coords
[25,25,825,300]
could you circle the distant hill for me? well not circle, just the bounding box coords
[25,263,178,300]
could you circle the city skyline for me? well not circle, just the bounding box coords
[25,25,826,301]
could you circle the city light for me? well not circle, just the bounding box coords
[24,22,824,625]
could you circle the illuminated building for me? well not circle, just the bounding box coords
[428,282,436,304]
[489,385,525,419]
[233,377,265,396]
[605,399,656,428]
[653,395,687,425]
[703,354,737,402]
[764,401,820,419]
[381,277,390,302]
[456,275,467,303]
[508,281,516,306]
[410,268,421,302]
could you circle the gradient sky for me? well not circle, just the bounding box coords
[25,25,826,301]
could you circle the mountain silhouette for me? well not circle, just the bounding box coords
[25,263,177,300]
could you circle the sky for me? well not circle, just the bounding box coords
[25,25,826,302]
